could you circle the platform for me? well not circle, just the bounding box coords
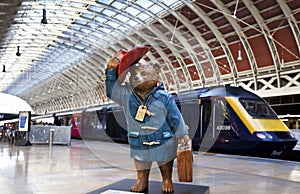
[87,178,209,194]
[1,139,300,194]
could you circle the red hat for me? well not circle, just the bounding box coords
[117,45,149,82]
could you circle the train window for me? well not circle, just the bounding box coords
[216,99,230,121]
[203,98,230,122]
[203,100,211,124]
[239,98,277,118]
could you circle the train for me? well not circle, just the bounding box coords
[68,85,297,157]
[174,85,298,157]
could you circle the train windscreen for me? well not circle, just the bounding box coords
[239,98,277,118]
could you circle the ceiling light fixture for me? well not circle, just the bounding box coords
[16,46,21,56]
[2,65,5,72]
[237,43,242,61]
[281,49,285,68]
[41,9,48,24]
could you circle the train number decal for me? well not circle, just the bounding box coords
[216,125,231,131]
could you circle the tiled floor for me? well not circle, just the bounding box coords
[1,139,300,194]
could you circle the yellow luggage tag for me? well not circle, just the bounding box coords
[135,105,147,122]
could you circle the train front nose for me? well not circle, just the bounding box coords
[253,131,298,156]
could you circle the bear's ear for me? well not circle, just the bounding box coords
[153,63,160,73]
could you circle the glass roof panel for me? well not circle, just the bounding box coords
[93,33,104,39]
[106,21,120,29]
[100,27,112,33]
[148,4,164,14]
[136,0,154,9]
[85,36,95,43]
[48,43,58,48]
[80,27,91,34]
[85,47,93,53]
[73,19,87,26]
[70,2,85,8]
[136,12,150,21]
[96,0,113,5]
[62,41,72,47]
[74,44,85,50]
[57,0,72,6]
[54,39,64,44]
[162,0,178,7]
[102,9,116,17]
[87,22,98,29]
[63,31,73,36]
[74,32,85,39]
[70,25,80,31]
[124,6,141,16]
[94,16,107,24]
[59,9,77,16]
[127,20,139,28]
[111,1,126,10]
[114,14,130,23]
[88,5,104,13]
[118,25,127,31]
[81,13,94,20]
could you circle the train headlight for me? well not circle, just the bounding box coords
[265,133,273,139]
[256,132,266,139]
[255,132,273,140]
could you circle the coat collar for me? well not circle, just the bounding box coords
[152,83,164,99]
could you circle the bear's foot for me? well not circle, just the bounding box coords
[159,160,175,193]
[130,168,150,193]
[130,179,148,193]
[162,179,174,193]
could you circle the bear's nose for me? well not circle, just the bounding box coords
[134,75,141,81]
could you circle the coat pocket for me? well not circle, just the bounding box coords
[162,131,174,139]
[161,131,176,148]
[128,132,140,147]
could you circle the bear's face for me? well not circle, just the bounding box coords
[129,63,160,94]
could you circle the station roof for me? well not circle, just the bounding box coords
[0,0,299,114]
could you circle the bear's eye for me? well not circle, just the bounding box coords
[130,71,137,76]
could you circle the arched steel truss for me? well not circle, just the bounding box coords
[0,0,299,114]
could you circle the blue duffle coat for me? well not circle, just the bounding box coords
[105,69,188,162]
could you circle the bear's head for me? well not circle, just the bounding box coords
[129,63,160,96]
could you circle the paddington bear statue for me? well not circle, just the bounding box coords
[105,45,189,193]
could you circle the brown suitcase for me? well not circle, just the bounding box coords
[177,140,193,182]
